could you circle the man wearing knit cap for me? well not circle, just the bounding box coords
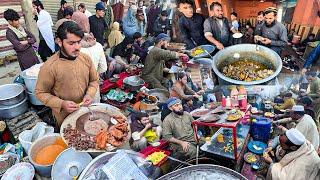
[264,128,320,180]
[162,97,198,160]
[254,7,287,55]
[141,33,187,89]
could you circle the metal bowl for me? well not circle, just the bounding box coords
[0,83,26,106]
[147,89,169,103]
[158,164,247,180]
[51,148,92,180]
[123,76,145,91]
[28,134,63,177]
[212,44,282,85]
[0,97,28,119]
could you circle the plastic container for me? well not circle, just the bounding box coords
[27,91,43,106]
[238,86,247,109]
[21,71,37,93]
[226,96,231,108]
[230,87,239,107]
[221,96,226,107]
[250,116,272,143]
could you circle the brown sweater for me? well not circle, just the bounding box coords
[35,52,99,126]
[170,81,196,101]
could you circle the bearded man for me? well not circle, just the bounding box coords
[35,21,99,127]
[254,7,288,55]
[162,97,197,160]
[203,2,231,50]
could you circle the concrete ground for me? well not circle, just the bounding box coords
[0,61,20,85]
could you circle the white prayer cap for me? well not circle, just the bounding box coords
[291,105,304,112]
[285,128,306,146]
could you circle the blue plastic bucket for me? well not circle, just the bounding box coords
[251,116,272,143]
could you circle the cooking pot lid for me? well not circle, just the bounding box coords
[124,76,144,86]
[51,148,92,180]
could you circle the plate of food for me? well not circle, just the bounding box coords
[244,152,259,164]
[198,114,220,122]
[248,140,267,154]
[144,149,170,166]
[251,107,259,114]
[232,33,243,39]
[190,45,215,58]
[190,108,210,117]
[264,112,275,118]
[60,106,129,152]
[226,110,244,121]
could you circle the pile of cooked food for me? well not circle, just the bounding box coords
[146,151,168,165]
[221,59,274,82]
[191,47,205,57]
[63,115,129,151]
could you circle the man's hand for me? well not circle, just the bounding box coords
[145,123,152,129]
[177,52,187,57]
[82,95,93,107]
[215,42,224,50]
[263,153,273,164]
[180,141,190,152]
[197,90,205,94]
[193,94,200,99]
[61,101,79,113]
[261,38,272,45]
[301,68,307,74]
[20,40,28,45]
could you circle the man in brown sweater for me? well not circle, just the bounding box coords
[35,21,99,127]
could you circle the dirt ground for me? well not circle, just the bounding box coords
[0,61,21,85]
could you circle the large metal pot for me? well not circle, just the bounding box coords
[0,83,26,106]
[123,76,145,91]
[158,164,247,180]
[212,44,282,85]
[0,97,28,119]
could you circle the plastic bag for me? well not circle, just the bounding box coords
[18,122,54,154]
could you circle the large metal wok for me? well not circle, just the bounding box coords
[212,44,282,85]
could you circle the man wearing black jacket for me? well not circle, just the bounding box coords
[203,2,231,50]
[177,0,207,49]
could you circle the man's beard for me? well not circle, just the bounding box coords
[173,109,184,116]
[265,21,276,27]
[161,45,167,50]
[216,15,223,19]
[61,45,78,60]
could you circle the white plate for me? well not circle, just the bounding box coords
[151,142,161,147]
[2,162,35,180]
[232,33,243,39]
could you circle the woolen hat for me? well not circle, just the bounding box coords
[166,97,181,108]
[95,2,105,10]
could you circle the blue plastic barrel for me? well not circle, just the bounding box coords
[251,116,272,143]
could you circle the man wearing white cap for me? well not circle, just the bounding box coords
[289,105,319,150]
[162,97,198,160]
[264,128,320,180]
[275,105,319,150]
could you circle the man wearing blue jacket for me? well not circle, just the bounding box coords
[302,43,320,74]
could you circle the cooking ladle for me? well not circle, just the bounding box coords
[87,106,98,121]
[203,48,214,59]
